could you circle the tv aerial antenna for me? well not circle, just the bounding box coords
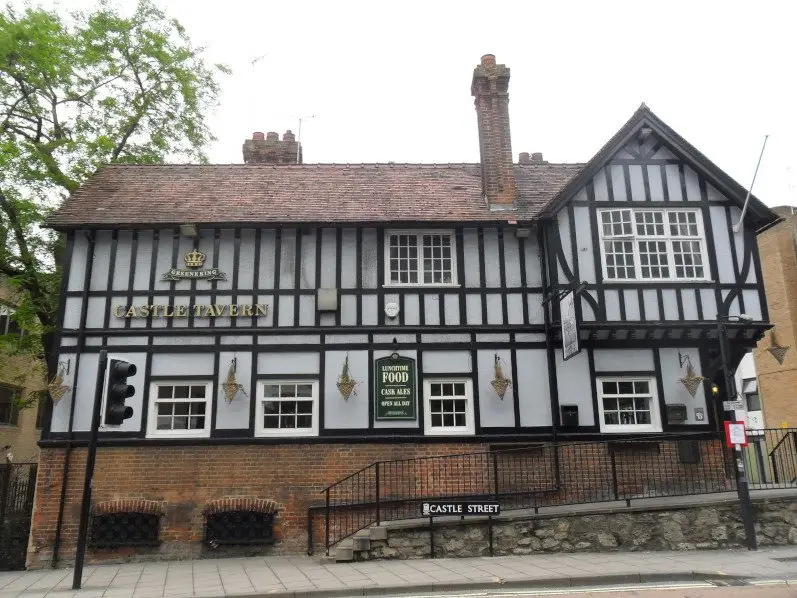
[295,114,315,163]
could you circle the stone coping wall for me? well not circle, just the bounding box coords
[369,497,797,559]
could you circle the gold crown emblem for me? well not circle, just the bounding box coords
[184,249,206,268]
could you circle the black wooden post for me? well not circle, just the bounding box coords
[72,350,107,590]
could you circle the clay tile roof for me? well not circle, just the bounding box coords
[47,163,584,229]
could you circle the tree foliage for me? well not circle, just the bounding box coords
[0,0,228,378]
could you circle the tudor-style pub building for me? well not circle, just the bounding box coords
[30,55,779,565]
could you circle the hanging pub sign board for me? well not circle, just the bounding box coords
[375,354,417,420]
[561,290,581,361]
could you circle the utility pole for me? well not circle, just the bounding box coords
[717,318,758,550]
[72,350,107,589]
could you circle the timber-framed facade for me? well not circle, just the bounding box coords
[29,55,779,565]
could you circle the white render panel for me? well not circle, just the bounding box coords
[516,349,551,427]
[238,229,257,290]
[258,229,277,289]
[67,232,89,291]
[664,165,683,201]
[477,349,514,427]
[629,165,645,201]
[593,349,654,372]
[483,228,501,288]
[573,206,595,283]
[151,353,214,376]
[215,352,252,429]
[555,350,594,426]
[258,352,320,375]
[647,165,664,202]
[463,228,481,287]
[299,229,317,289]
[503,232,522,287]
[89,230,112,291]
[325,350,368,429]
[340,229,358,289]
[279,228,297,289]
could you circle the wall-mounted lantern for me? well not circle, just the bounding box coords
[678,351,705,398]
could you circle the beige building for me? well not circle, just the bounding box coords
[753,206,797,428]
[0,275,46,462]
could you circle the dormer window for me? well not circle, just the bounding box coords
[598,208,707,282]
[384,231,458,286]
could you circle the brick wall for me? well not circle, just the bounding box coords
[753,208,797,427]
[29,439,732,567]
[29,443,478,567]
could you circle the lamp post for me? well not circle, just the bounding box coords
[716,314,757,550]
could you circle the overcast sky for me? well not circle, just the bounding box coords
[45,0,797,206]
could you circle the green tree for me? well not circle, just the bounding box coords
[0,0,228,389]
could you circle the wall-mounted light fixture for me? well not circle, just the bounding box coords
[507,219,531,238]
[179,223,199,238]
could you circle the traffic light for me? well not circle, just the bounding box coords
[105,359,136,425]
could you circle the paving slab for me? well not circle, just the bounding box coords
[2,546,797,598]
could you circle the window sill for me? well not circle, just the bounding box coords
[0,423,19,429]
[600,426,663,434]
[383,283,461,290]
[602,279,713,284]
[255,430,319,438]
[146,430,211,439]
[423,428,475,436]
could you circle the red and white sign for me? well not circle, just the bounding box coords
[725,421,748,447]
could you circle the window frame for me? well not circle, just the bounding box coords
[383,230,459,288]
[422,378,475,436]
[0,384,21,427]
[0,303,22,337]
[597,208,709,283]
[254,380,319,438]
[146,380,213,438]
[597,376,662,434]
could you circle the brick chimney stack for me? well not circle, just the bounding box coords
[243,130,302,164]
[471,54,516,208]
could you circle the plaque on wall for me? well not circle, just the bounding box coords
[374,354,417,420]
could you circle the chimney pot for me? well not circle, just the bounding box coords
[518,152,530,164]
[481,54,496,67]
[243,129,303,164]
[531,152,544,163]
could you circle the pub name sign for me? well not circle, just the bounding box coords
[113,304,268,318]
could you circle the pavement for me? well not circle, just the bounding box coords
[2,546,797,598]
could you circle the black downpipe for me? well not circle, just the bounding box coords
[539,221,560,440]
[51,230,96,567]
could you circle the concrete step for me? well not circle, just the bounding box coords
[333,525,389,562]
[334,539,354,562]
